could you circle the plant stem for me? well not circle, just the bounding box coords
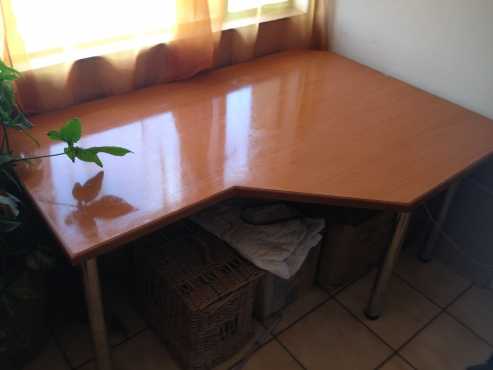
[9,152,65,164]
[2,124,10,154]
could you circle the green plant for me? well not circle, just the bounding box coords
[0,59,131,368]
[0,60,131,226]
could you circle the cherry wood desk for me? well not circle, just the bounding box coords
[12,50,493,370]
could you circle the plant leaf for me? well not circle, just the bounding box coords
[64,146,76,162]
[1,80,15,108]
[11,111,33,130]
[59,118,81,144]
[74,147,103,167]
[1,169,21,190]
[20,126,40,147]
[86,146,133,156]
[47,130,62,141]
[0,193,20,217]
[0,218,21,232]
[0,153,14,167]
[0,60,21,81]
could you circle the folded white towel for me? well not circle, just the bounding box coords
[192,204,325,279]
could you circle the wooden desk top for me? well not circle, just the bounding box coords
[12,50,493,263]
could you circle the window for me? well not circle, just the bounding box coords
[224,0,307,29]
[4,0,309,71]
[228,0,291,13]
[5,0,177,71]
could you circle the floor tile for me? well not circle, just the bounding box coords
[106,287,147,337]
[53,320,125,368]
[222,340,303,370]
[400,313,492,370]
[215,321,273,370]
[52,288,145,367]
[24,339,70,370]
[396,249,471,307]
[448,286,493,345]
[81,323,271,370]
[379,355,414,370]
[262,286,329,334]
[79,330,180,370]
[337,272,440,348]
[279,300,392,370]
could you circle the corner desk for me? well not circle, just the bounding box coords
[12,50,493,370]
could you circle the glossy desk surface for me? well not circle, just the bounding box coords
[12,50,493,263]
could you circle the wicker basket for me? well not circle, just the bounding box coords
[254,243,321,320]
[134,222,264,370]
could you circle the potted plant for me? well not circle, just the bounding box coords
[0,60,131,369]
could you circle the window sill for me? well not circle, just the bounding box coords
[222,8,306,31]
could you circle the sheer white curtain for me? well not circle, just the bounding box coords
[0,0,327,114]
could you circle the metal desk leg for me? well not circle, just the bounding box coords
[82,258,113,370]
[365,212,411,320]
[419,181,460,262]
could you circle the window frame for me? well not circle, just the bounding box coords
[226,0,294,20]
[223,0,306,30]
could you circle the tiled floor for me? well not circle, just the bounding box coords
[25,249,493,370]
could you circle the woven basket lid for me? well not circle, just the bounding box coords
[140,222,263,311]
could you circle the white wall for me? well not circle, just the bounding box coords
[329,0,493,119]
[328,0,493,285]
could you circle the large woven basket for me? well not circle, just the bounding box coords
[134,222,264,370]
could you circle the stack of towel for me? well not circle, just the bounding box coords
[192,203,325,279]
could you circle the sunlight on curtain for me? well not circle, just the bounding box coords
[0,0,326,114]
[5,0,177,71]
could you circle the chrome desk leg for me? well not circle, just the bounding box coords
[419,181,461,262]
[82,258,113,370]
[365,212,411,320]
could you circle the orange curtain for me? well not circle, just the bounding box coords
[0,0,328,115]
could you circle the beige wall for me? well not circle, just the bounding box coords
[328,0,493,119]
[327,0,493,285]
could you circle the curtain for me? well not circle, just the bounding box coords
[0,0,327,115]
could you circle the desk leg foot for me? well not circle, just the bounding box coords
[419,181,460,262]
[365,212,411,320]
[82,258,113,370]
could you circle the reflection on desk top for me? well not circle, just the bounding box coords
[11,50,493,263]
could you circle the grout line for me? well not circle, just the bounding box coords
[225,336,278,370]
[73,327,150,370]
[111,326,149,348]
[274,337,309,370]
[271,295,332,337]
[393,264,474,310]
[444,311,493,349]
[396,353,418,370]
[394,310,443,356]
[49,328,77,370]
[74,357,95,370]
[60,256,484,370]
[375,352,418,370]
[374,351,399,370]
[267,272,378,370]
[331,265,475,369]
[435,281,493,349]
[443,283,474,310]
[322,268,376,298]
[334,298,396,351]
[392,271,446,308]
[271,268,417,368]
[392,283,474,363]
